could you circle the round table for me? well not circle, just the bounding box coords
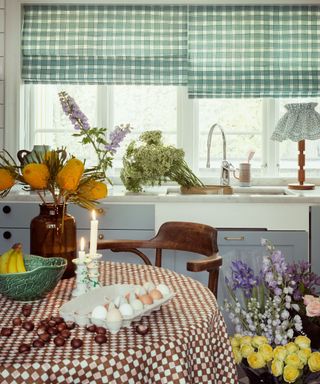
[0,262,238,384]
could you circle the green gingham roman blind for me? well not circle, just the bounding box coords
[188,5,320,98]
[22,5,320,98]
[22,5,188,85]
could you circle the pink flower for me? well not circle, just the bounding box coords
[306,299,320,317]
[303,294,318,306]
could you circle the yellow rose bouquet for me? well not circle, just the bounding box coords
[231,334,320,383]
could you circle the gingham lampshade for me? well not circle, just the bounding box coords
[271,103,320,142]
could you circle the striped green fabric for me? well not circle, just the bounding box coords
[22,5,320,98]
[22,5,188,85]
[188,5,320,98]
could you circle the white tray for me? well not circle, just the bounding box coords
[59,284,175,333]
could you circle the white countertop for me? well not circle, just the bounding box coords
[2,185,320,204]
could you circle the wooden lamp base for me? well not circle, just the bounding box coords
[288,183,315,190]
[289,140,315,190]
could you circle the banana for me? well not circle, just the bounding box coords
[16,246,26,273]
[0,248,15,274]
[7,250,18,273]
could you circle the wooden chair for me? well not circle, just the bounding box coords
[97,221,222,297]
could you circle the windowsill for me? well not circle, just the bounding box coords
[108,176,320,187]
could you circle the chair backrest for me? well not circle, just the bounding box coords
[149,221,218,256]
[97,221,222,296]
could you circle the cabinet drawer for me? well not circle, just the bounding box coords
[0,202,39,228]
[70,204,155,230]
[0,229,30,254]
[77,229,155,265]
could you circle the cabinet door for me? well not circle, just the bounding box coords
[0,202,38,228]
[310,206,320,275]
[218,230,308,331]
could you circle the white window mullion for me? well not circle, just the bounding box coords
[97,85,113,128]
[177,86,197,171]
[262,98,279,177]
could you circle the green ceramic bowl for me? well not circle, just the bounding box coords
[0,255,67,301]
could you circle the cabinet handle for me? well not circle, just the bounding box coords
[224,236,245,241]
[3,231,12,239]
[2,205,11,214]
[98,234,104,240]
[97,208,105,215]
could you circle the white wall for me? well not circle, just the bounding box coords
[0,0,4,150]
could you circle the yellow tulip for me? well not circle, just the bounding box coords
[301,348,312,359]
[252,335,268,348]
[232,347,242,364]
[283,365,300,383]
[56,158,84,192]
[230,337,240,348]
[297,349,309,365]
[273,346,287,361]
[0,168,15,191]
[286,342,299,354]
[285,353,303,369]
[258,343,273,362]
[22,163,49,189]
[308,352,320,372]
[247,352,266,369]
[78,180,108,200]
[294,335,311,350]
[271,359,284,377]
[240,344,254,358]
[240,336,252,346]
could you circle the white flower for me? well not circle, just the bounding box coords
[287,329,294,338]
[281,310,290,320]
[291,304,300,312]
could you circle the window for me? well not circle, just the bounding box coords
[25,84,320,182]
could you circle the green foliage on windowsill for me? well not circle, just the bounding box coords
[121,131,204,193]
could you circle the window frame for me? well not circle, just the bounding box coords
[6,0,320,186]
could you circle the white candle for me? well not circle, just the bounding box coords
[78,237,86,260]
[89,210,98,257]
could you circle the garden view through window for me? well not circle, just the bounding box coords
[24,84,320,181]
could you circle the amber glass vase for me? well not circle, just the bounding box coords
[30,204,76,279]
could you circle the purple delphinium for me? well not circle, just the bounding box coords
[262,249,288,291]
[287,260,320,300]
[59,91,91,131]
[105,124,131,154]
[227,260,260,297]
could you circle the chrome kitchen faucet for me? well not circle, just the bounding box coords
[206,123,233,186]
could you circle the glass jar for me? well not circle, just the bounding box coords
[30,203,76,279]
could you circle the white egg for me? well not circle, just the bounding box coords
[119,303,134,317]
[91,305,108,320]
[106,307,123,322]
[143,281,156,292]
[113,295,127,308]
[131,299,144,312]
[156,284,171,297]
[134,285,147,296]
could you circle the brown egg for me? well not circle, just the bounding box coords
[138,294,153,306]
[149,289,163,301]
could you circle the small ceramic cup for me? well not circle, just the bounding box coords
[233,163,251,187]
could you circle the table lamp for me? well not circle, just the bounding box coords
[271,103,320,190]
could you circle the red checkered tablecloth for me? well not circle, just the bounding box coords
[0,262,238,384]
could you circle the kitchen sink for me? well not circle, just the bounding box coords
[166,186,296,196]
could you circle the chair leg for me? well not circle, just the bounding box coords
[155,249,162,267]
[208,268,220,297]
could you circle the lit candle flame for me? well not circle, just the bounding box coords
[80,237,85,251]
[92,210,96,221]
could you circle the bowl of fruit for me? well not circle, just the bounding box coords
[0,243,67,301]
